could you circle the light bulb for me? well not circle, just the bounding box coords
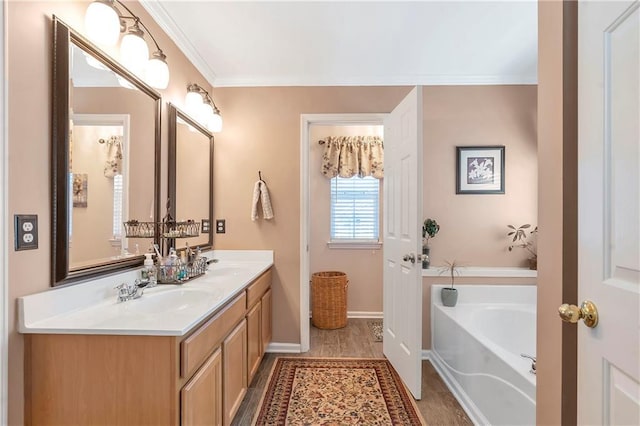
[207,112,223,133]
[199,101,214,126]
[120,25,149,78]
[185,90,203,117]
[84,1,120,46]
[146,51,169,89]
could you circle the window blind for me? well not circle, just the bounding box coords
[112,174,123,238]
[330,176,379,240]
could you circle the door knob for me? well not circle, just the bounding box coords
[558,300,599,328]
[402,253,416,263]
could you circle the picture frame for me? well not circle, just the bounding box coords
[72,173,88,207]
[456,146,505,194]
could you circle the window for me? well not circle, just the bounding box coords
[112,174,123,238]
[330,176,380,244]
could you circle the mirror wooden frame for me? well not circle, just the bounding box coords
[51,16,161,286]
[167,103,214,251]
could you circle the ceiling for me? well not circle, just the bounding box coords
[141,1,538,88]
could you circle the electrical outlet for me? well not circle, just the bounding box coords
[216,219,226,234]
[201,219,210,233]
[15,214,38,251]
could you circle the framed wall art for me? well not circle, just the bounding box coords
[72,173,88,207]
[456,146,505,194]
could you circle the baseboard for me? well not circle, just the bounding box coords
[429,350,488,426]
[266,342,302,353]
[347,311,383,319]
[421,350,431,360]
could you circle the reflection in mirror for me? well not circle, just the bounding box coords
[52,17,160,286]
[168,104,214,251]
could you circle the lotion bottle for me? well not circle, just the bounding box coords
[142,253,156,285]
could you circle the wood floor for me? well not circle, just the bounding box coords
[232,318,472,425]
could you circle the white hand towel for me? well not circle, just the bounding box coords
[251,180,274,221]
[251,180,261,221]
[259,181,274,220]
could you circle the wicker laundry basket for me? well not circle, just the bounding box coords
[311,271,348,329]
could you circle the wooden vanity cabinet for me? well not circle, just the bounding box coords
[24,267,273,426]
[261,288,273,353]
[181,348,222,426]
[246,270,273,385]
[222,319,248,426]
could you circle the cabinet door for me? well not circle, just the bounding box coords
[261,288,272,354]
[181,348,222,426]
[223,319,247,426]
[247,301,262,384]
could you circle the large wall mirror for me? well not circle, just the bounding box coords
[52,17,161,286]
[168,104,214,252]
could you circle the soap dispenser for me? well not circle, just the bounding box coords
[142,253,157,285]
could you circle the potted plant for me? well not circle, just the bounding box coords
[439,260,461,307]
[422,218,440,269]
[507,224,538,270]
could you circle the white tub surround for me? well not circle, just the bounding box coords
[422,266,537,278]
[431,285,536,426]
[18,250,273,336]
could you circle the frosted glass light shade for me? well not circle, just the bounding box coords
[207,112,223,133]
[185,91,203,117]
[85,1,120,46]
[120,32,149,77]
[199,102,214,125]
[146,52,169,89]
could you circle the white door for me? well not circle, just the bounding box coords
[577,1,640,423]
[383,87,423,399]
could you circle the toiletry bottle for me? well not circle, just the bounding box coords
[143,253,156,285]
[168,248,179,281]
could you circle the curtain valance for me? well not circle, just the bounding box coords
[320,136,384,179]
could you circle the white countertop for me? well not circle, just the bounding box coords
[18,250,273,336]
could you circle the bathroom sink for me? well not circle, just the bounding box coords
[126,288,221,315]
[207,265,247,277]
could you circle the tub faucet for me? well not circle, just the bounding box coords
[520,354,536,375]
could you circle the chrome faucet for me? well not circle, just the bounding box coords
[520,353,537,375]
[114,279,151,302]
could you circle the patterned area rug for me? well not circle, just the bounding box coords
[367,320,383,342]
[252,357,425,425]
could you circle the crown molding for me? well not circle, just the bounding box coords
[212,73,538,88]
[139,0,217,86]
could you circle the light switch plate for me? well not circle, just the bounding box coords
[15,214,38,251]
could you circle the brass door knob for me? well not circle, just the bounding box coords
[558,300,599,328]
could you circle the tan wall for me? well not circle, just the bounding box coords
[537,2,569,424]
[420,85,538,348]
[211,86,412,344]
[309,125,384,314]
[70,124,120,264]
[74,86,157,226]
[213,85,537,348]
[7,1,213,423]
[422,85,538,267]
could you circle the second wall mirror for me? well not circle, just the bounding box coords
[168,103,214,251]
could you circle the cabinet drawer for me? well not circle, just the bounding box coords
[246,269,272,309]
[181,292,246,378]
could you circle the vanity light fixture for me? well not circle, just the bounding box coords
[185,84,223,133]
[83,0,170,89]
